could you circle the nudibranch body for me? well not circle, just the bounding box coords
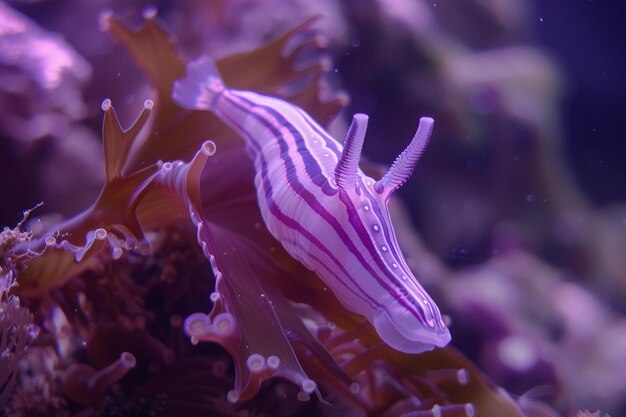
[174,58,451,353]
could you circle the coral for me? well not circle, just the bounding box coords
[0,215,39,409]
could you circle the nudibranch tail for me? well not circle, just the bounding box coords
[173,56,224,111]
[335,113,368,189]
[375,116,434,196]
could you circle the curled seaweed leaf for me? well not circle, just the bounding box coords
[17,101,161,295]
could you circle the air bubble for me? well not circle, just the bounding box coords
[381,245,388,252]
[373,225,380,232]
[144,99,154,110]
[363,205,370,211]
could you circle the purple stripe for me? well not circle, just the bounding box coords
[236,95,330,189]
[248,101,427,322]
[294,107,342,158]
[337,186,427,323]
[357,177,434,323]
[224,93,421,320]
[217,108,378,310]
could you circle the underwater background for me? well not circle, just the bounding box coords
[1,1,625,416]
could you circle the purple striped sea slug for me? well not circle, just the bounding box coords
[173,57,451,355]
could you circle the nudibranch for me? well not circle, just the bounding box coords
[174,57,451,353]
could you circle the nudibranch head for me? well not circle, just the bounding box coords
[333,115,451,353]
